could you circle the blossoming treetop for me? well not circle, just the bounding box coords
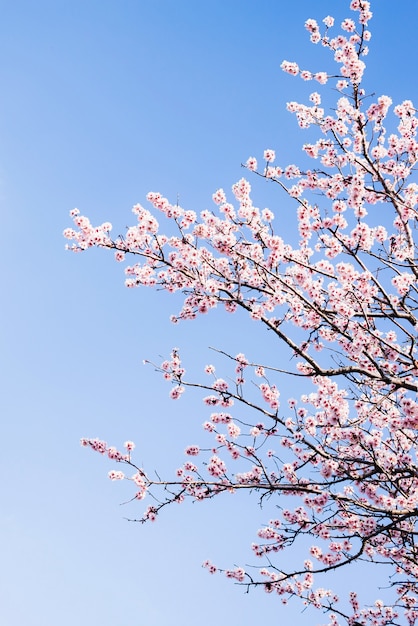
[65,1,418,624]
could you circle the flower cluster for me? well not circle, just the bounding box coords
[71,3,418,625]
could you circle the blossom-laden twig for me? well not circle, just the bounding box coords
[67,2,418,625]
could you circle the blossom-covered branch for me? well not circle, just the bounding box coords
[66,1,418,624]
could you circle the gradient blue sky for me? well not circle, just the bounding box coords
[1,2,417,625]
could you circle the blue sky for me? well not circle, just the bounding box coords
[1,1,417,625]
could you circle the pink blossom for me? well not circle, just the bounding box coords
[246,157,258,171]
[170,385,185,400]
[262,208,274,221]
[207,455,227,477]
[300,70,312,81]
[185,445,200,456]
[202,560,217,574]
[314,72,328,85]
[227,422,241,439]
[336,80,348,90]
[392,273,414,296]
[71,4,418,621]
[263,149,276,163]
[341,18,356,32]
[323,15,334,28]
[309,92,321,106]
[281,60,299,76]
[212,189,226,205]
[108,470,124,481]
[212,378,229,392]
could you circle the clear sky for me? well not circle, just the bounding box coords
[1,1,417,625]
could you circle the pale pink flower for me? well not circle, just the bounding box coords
[341,18,356,32]
[185,445,200,456]
[170,385,185,400]
[262,208,274,221]
[336,80,348,90]
[314,72,328,85]
[212,188,226,205]
[300,70,312,81]
[212,378,229,392]
[227,422,241,439]
[108,470,124,481]
[263,149,276,163]
[280,60,299,76]
[202,560,217,574]
[246,156,258,171]
[309,92,321,106]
